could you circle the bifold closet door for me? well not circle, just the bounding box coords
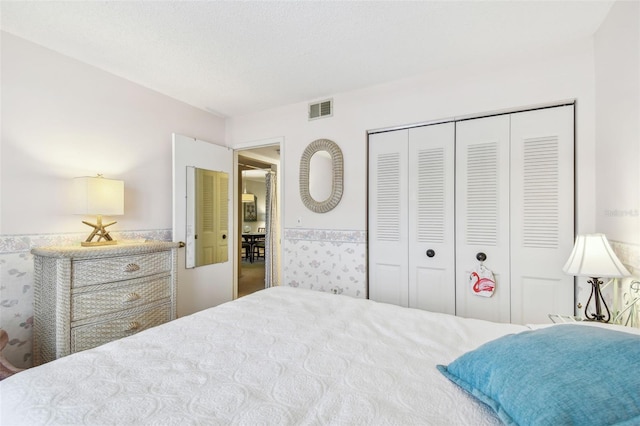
[455,115,511,323]
[369,105,574,323]
[407,124,455,314]
[369,123,455,312]
[368,130,409,306]
[455,106,574,324]
[510,105,574,323]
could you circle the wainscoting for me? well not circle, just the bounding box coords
[2,229,635,368]
[283,228,367,298]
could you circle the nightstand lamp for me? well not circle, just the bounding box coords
[73,175,124,247]
[563,234,630,322]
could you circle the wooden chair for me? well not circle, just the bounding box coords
[253,241,265,261]
[253,228,266,261]
[242,241,252,262]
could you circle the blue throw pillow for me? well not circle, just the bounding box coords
[437,324,640,426]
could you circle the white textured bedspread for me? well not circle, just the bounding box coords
[1,287,527,425]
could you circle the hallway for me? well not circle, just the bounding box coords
[238,260,265,297]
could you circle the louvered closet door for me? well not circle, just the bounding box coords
[368,130,409,306]
[196,169,229,265]
[215,172,229,264]
[510,106,574,323]
[408,123,455,314]
[455,115,511,323]
[196,168,217,266]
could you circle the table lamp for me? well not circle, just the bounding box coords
[242,170,255,203]
[73,175,124,247]
[563,234,630,322]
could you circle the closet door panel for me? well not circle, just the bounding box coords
[408,123,455,314]
[368,130,409,306]
[510,105,575,324]
[455,115,511,323]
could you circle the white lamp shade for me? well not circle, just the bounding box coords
[73,176,124,215]
[562,234,630,278]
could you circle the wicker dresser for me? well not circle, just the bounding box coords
[31,241,179,365]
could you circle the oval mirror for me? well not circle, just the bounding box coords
[299,139,343,213]
[309,150,333,202]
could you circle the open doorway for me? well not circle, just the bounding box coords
[236,145,281,298]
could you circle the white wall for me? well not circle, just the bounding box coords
[228,39,598,235]
[227,37,598,298]
[594,0,640,248]
[1,32,226,235]
[0,32,225,367]
[592,0,640,326]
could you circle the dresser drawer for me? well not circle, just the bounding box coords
[72,251,172,287]
[71,304,172,353]
[71,276,172,321]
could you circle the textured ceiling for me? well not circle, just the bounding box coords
[1,1,613,118]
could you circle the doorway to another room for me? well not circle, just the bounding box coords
[236,145,281,298]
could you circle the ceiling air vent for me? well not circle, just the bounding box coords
[308,99,333,120]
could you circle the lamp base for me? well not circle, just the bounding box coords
[81,215,118,247]
[584,277,611,323]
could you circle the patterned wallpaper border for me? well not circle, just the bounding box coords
[0,229,173,254]
[284,228,367,244]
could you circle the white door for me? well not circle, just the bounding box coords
[408,123,456,314]
[173,133,233,317]
[368,130,409,306]
[510,105,575,323]
[455,115,511,323]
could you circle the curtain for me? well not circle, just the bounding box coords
[264,171,281,287]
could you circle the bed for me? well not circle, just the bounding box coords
[1,287,638,425]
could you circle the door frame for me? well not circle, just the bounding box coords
[233,137,285,299]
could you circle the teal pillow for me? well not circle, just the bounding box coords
[437,325,640,426]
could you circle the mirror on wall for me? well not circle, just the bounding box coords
[186,166,229,268]
[309,150,333,202]
[299,139,343,213]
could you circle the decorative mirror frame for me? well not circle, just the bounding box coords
[299,139,343,213]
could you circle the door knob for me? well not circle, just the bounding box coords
[476,252,487,262]
[426,249,435,258]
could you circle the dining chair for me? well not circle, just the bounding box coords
[253,241,265,261]
[242,240,252,262]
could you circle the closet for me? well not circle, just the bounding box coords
[368,104,575,324]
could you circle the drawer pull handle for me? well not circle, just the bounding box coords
[126,321,141,332]
[124,292,141,303]
[124,263,140,272]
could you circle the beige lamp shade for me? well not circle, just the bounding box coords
[562,234,630,278]
[241,170,254,203]
[73,176,124,215]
